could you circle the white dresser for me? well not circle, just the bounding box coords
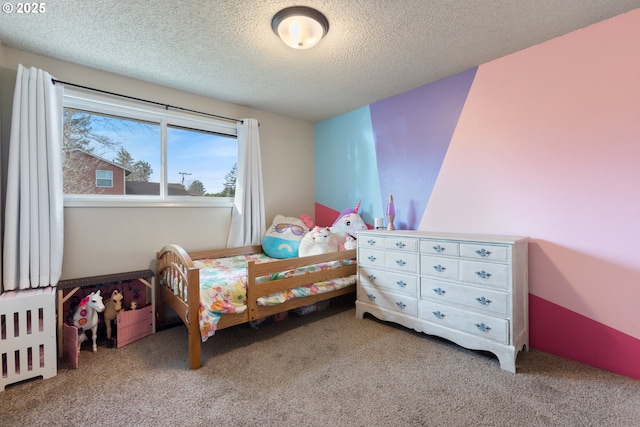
[355,230,529,372]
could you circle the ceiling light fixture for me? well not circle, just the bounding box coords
[271,6,329,50]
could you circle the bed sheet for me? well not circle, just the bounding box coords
[193,254,356,342]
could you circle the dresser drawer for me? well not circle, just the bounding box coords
[460,260,509,289]
[384,237,418,252]
[385,251,418,274]
[358,248,386,268]
[420,239,460,256]
[420,278,509,316]
[460,243,509,261]
[359,266,418,295]
[419,300,509,344]
[421,255,459,280]
[358,234,385,249]
[359,285,418,316]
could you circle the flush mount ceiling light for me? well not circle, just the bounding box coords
[271,6,329,49]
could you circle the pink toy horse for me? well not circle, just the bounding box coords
[72,290,105,353]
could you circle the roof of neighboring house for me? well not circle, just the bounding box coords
[67,148,133,174]
[125,181,192,196]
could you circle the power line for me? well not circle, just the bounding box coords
[178,172,192,187]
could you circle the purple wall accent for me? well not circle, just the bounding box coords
[369,68,477,229]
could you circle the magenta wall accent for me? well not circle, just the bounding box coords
[530,294,640,379]
[370,68,476,230]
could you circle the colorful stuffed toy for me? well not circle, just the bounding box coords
[330,201,367,249]
[298,226,339,257]
[262,214,314,258]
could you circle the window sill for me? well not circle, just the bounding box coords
[63,195,234,208]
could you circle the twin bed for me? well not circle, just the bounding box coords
[156,244,357,369]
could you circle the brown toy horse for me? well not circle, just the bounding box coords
[103,290,124,348]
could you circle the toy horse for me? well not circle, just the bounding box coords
[103,290,124,348]
[72,290,105,353]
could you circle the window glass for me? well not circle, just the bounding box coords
[167,126,237,197]
[95,170,113,188]
[63,108,160,195]
[62,89,238,204]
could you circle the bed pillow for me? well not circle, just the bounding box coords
[262,214,312,259]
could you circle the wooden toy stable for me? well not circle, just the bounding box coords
[57,269,156,360]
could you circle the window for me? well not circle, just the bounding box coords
[62,88,238,205]
[96,170,113,188]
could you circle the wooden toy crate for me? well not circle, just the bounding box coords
[1,287,56,391]
[116,305,154,348]
[62,304,155,369]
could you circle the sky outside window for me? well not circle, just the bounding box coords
[67,110,237,195]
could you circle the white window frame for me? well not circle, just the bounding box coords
[63,87,238,208]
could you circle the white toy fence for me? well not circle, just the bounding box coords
[1,287,56,391]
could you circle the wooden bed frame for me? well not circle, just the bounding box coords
[156,244,357,369]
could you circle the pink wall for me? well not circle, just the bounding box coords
[421,9,640,376]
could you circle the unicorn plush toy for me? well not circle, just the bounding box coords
[330,201,367,249]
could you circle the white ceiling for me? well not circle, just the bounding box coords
[1,1,639,123]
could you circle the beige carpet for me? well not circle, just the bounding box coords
[3,299,640,426]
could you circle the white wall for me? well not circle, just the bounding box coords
[1,47,315,279]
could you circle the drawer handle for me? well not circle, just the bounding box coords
[475,323,491,332]
[476,296,492,305]
[475,248,492,257]
[367,239,377,246]
[432,310,445,319]
[432,245,445,253]
[396,280,407,288]
[433,287,446,295]
[368,255,377,262]
[395,242,406,248]
[366,293,376,301]
[475,270,492,279]
[433,264,446,273]
[367,274,377,281]
[396,259,406,267]
[395,301,407,309]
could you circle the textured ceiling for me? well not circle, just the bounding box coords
[1,1,639,123]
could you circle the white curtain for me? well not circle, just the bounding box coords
[227,118,265,247]
[2,65,64,292]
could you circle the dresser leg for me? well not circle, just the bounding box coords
[496,349,517,373]
[354,302,365,319]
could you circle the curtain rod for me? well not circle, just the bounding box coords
[51,78,243,124]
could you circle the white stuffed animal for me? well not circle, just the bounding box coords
[343,235,357,250]
[298,226,339,257]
